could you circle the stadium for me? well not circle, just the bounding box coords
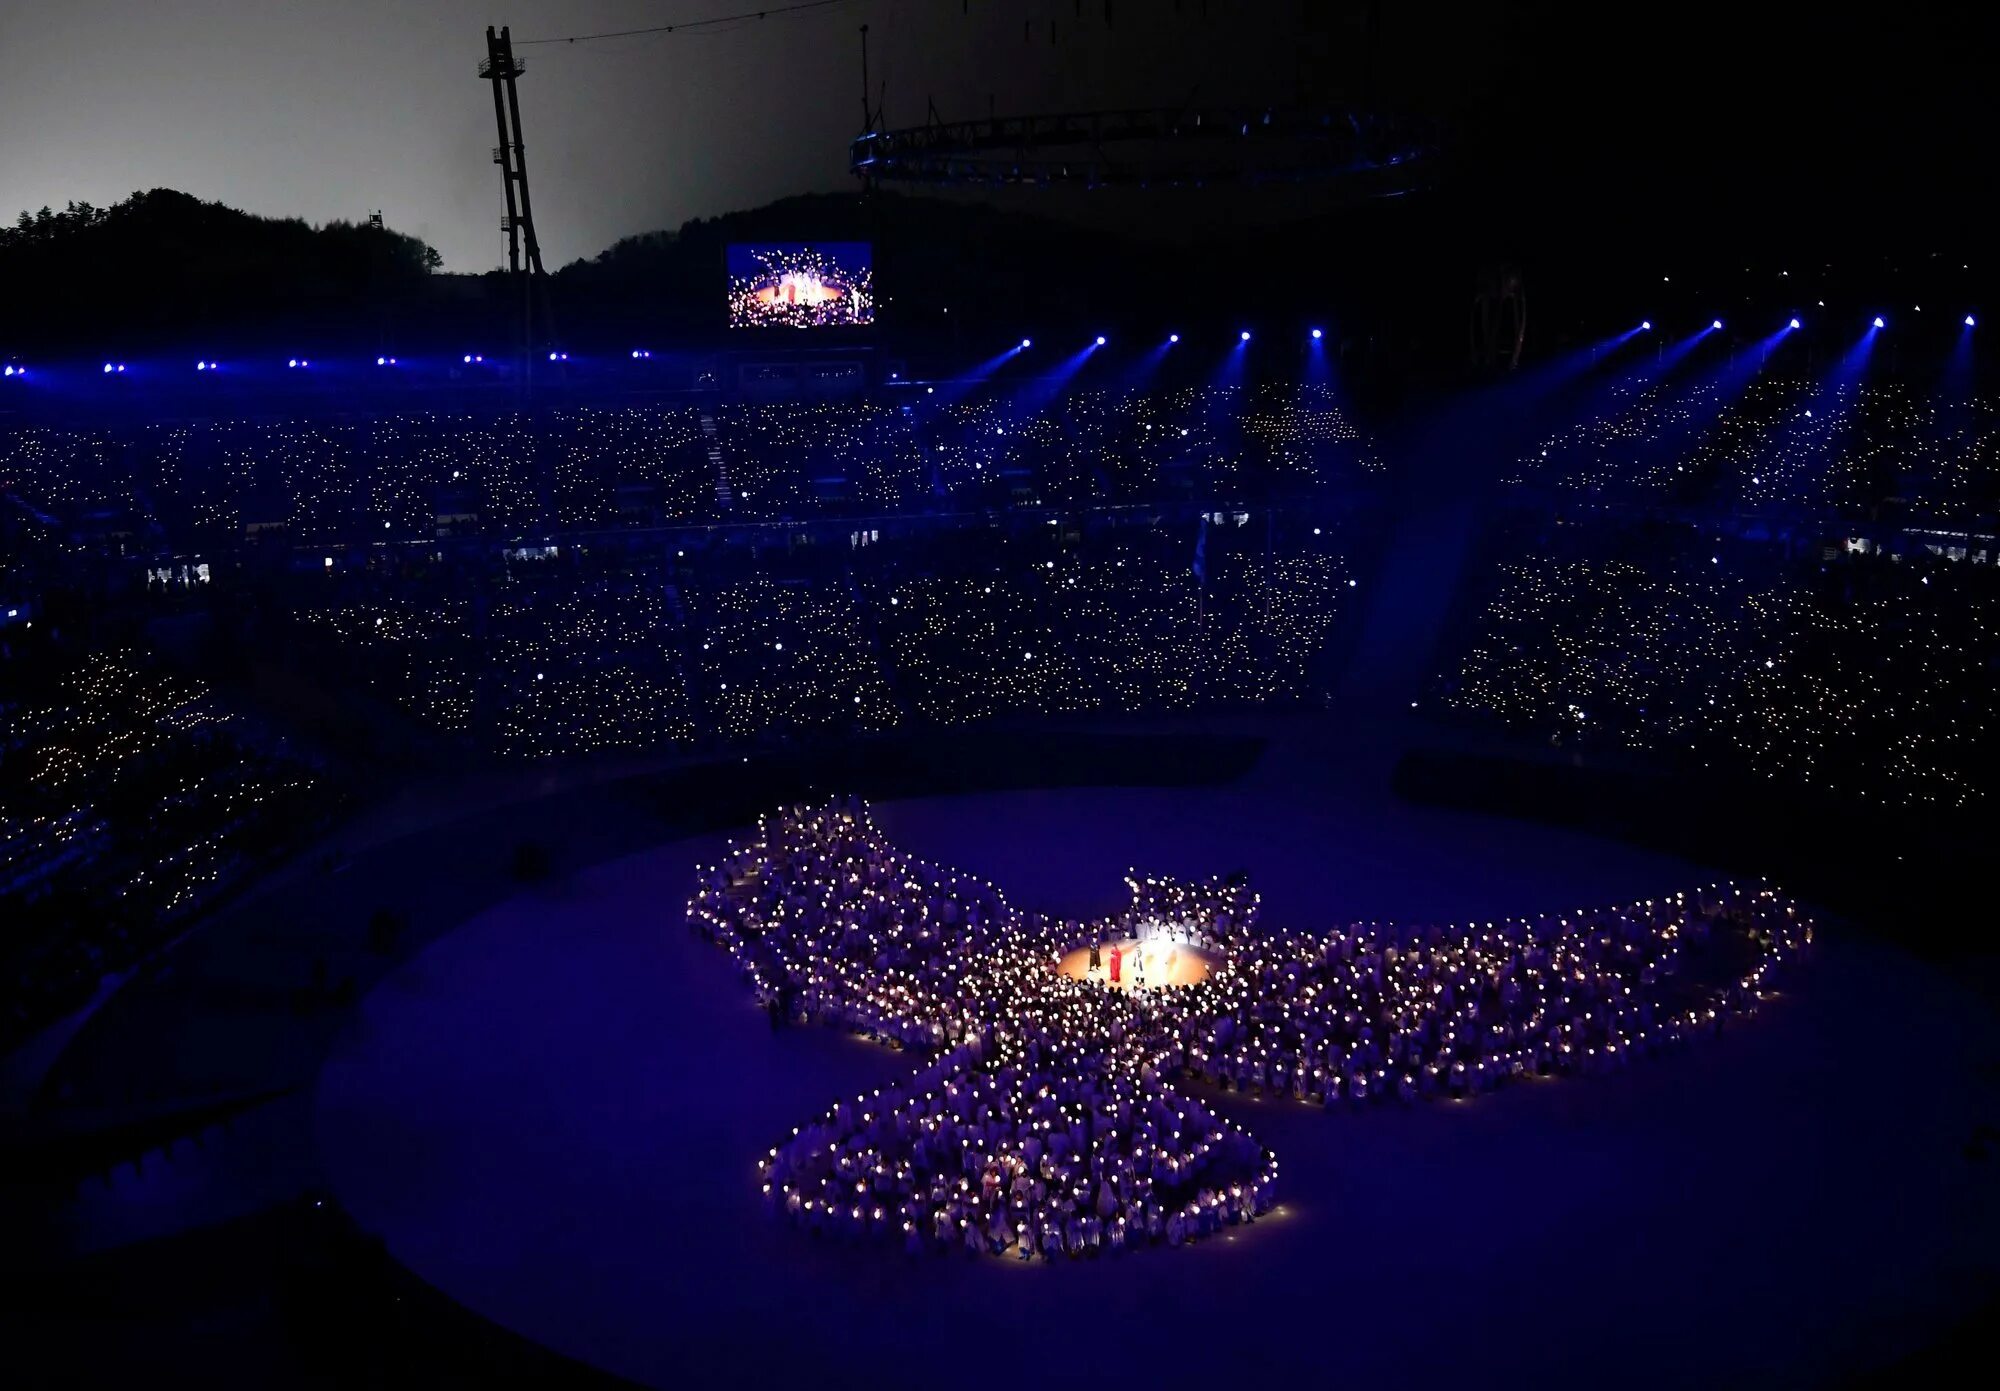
[4,5,1998,1388]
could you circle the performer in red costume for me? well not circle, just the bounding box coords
[1108,944,1123,984]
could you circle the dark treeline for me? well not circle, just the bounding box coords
[0,190,443,357]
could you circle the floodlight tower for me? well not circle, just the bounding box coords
[480,25,552,383]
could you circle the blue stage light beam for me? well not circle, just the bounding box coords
[1303,320,1335,388]
[1833,315,1884,384]
[1216,328,1253,386]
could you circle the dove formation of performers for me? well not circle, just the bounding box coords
[687,798,1810,1260]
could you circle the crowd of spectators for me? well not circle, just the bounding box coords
[1435,512,2000,809]
[0,650,329,1048]
[689,799,1809,1259]
[1506,376,2000,525]
[290,524,1359,760]
[0,384,1381,551]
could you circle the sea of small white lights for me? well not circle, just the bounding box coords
[0,651,325,1045]
[1438,541,2000,807]
[1509,377,2000,520]
[693,576,901,744]
[688,799,1808,1260]
[0,387,1382,548]
[292,531,1355,758]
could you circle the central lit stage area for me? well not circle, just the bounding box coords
[1055,937,1215,989]
[314,747,2000,1391]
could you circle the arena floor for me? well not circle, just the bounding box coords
[314,759,2000,1390]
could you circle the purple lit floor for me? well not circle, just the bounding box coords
[315,778,2000,1390]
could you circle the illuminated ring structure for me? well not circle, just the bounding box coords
[687,799,1808,1261]
[849,105,1439,192]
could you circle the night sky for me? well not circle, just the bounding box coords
[2,2,1988,272]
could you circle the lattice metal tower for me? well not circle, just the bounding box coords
[479,25,551,377]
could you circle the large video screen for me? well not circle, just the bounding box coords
[727,242,874,329]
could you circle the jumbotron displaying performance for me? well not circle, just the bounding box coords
[727,242,874,328]
[4,4,1997,1390]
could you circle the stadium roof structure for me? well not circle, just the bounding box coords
[849,105,1439,194]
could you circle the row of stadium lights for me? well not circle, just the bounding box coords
[1636,311,1975,332]
[1018,330,1319,349]
[11,331,1319,378]
[7,316,1978,382]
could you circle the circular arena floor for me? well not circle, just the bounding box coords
[315,772,2000,1390]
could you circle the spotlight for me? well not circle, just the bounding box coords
[2,365,16,377]
[1310,328,1323,340]
[1872,316,1885,329]
[1168,333,1180,344]
[1020,338,1032,349]
[103,362,115,373]
[376,356,387,366]
[1239,330,1252,342]
[1965,314,1976,328]
[1640,320,1652,331]
[1788,318,1800,330]
[463,354,474,364]
[1710,320,1723,331]
[196,360,209,371]
[287,358,299,368]
[630,349,652,359]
